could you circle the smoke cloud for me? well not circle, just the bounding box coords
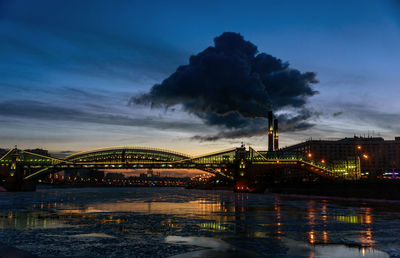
[132,32,318,140]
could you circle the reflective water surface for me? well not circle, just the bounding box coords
[0,187,399,257]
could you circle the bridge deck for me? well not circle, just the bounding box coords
[0,146,349,181]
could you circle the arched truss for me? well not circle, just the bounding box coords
[66,146,191,163]
[21,147,239,180]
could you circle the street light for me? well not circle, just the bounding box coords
[354,145,363,180]
[354,146,369,179]
[308,153,312,158]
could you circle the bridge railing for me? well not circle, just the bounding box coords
[257,151,304,161]
[184,148,237,165]
[66,146,192,162]
[252,148,338,178]
[23,151,70,165]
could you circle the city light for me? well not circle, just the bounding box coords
[1,3,400,257]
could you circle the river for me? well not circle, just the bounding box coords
[0,186,398,257]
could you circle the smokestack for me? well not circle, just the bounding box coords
[268,111,273,152]
[274,118,279,151]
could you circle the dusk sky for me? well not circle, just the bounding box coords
[1,0,400,155]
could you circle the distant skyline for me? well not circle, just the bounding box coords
[1,0,400,155]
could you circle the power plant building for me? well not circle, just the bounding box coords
[282,136,400,179]
[267,111,279,152]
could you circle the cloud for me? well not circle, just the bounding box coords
[192,109,318,141]
[343,104,400,133]
[132,32,318,140]
[332,111,343,117]
[0,3,188,84]
[0,100,204,132]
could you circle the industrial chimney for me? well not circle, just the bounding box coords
[268,111,273,152]
[273,118,279,151]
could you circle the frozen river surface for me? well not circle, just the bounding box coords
[0,187,399,257]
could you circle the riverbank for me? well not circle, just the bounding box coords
[268,180,400,200]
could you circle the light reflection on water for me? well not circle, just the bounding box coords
[56,199,223,215]
[0,187,397,257]
[284,238,388,258]
[0,211,65,229]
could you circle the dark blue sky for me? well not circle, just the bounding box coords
[1,0,399,154]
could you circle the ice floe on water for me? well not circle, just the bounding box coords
[0,187,399,257]
[165,235,232,250]
[74,233,116,238]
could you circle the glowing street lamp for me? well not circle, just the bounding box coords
[354,145,363,179]
[307,153,312,158]
[362,154,369,159]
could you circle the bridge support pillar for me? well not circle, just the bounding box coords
[233,146,266,193]
[2,164,36,192]
[233,166,267,193]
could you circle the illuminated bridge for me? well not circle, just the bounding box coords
[0,144,354,192]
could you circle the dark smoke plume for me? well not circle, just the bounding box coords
[132,32,318,140]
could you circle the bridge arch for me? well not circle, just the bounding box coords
[66,146,192,163]
[22,147,237,181]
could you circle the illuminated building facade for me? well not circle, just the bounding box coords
[283,136,400,179]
